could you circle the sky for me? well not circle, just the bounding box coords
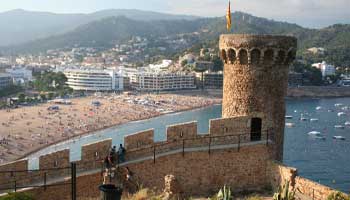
[0,0,349,28]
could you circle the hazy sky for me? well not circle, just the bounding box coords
[0,0,349,28]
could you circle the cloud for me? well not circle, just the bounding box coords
[165,0,350,28]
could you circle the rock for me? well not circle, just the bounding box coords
[162,174,183,200]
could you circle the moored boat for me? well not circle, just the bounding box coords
[285,123,295,127]
[337,112,346,117]
[308,131,321,136]
[334,125,345,129]
[333,136,346,140]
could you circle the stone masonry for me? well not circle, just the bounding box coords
[219,34,297,161]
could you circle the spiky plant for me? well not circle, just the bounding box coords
[217,185,233,200]
[273,181,295,200]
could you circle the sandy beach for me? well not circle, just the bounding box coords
[0,93,221,164]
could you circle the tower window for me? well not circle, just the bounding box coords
[239,49,248,65]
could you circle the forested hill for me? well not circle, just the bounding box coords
[2,11,349,66]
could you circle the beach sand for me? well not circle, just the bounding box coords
[0,93,221,164]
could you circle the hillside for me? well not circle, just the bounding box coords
[1,11,349,66]
[0,9,198,46]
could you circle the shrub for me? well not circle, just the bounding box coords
[327,191,350,200]
[0,192,34,200]
[246,195,263,200]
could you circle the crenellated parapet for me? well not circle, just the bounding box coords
[219,34,297,66]
[39,149,70,170]
[125,129,155,150]
[166,121,197,141]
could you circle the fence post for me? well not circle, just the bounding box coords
[44,172,47,190]
[238,135,241,152]
[266,131,269,146]
[14,180,17,192]
[208,137,211,155]
[182,139,185,157]
[71,163,77,200]
[153,145,156,164]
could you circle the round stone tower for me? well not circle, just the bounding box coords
[219,34,297,161]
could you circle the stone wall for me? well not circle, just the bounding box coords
[268,161,347,200]
[19,144,272,200]
[294,177,344,200]
[125,129,154,150]
[0,160,28,188]
[166,121,197,141]
[39,149,70,170]
[268,161,297,189]
[209,116,251,136]
[78,139,112,170]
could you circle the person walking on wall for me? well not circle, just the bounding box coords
[118,144,126,163]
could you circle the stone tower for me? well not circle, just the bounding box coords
[219,34,297,161]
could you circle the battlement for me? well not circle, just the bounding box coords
[0,115,270,172]
[166,121,197,140]
[125,129,154,150]
[219,34,297,66]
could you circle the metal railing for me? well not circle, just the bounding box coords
[119,130,273,165]
[0,163,77,200]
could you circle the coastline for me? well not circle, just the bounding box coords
[201,87,350,98]
[17,102,222,161]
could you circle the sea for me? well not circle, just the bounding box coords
[26,97,350,192]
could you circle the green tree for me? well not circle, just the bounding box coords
[39,94,47,101]
[17,93,26,103]
[181,60,188,67]
[34,72,68,92]
[47,92,55,100]
[212,56,224,72]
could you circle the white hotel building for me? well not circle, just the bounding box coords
[130,71,196,91]
[64,69,126,91]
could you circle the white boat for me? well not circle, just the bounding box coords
[285,123,295,127]
[300,113,308,121]
[341,106,350,111]
[285,115,293,119]
[315,136,326,140]
[337,112,346,117]
[316,106,322,110]
[345,121,350,126]
[310,118,319,122]
[335,103,344,107]
[308,131,321,136]
[333,136,346,140]
[334,125,345,129]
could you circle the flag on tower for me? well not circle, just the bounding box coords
[226,0,232,31]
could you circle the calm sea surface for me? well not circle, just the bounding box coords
[27,97,350,192]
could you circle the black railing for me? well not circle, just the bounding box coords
[0,163,77,200]
[119,130,274,166]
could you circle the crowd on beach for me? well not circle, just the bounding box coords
[0,93,221,164]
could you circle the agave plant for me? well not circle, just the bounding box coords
[273,180,295,200]
[217,185,233,200]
